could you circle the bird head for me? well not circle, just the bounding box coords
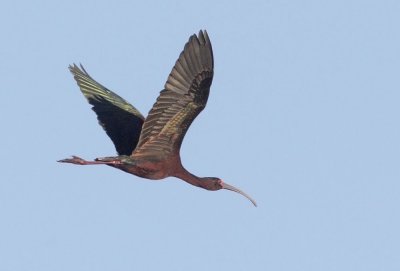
[201,177,257,207]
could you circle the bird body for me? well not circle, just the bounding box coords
[59,30,257,206]
[96,154,181,180]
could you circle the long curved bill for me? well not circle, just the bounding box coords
[222,182,257,207]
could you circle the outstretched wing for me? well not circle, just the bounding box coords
[69,64,145,155]
[134,30,214,159]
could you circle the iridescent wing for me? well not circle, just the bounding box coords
[134,30,214,159]
[69,64,145,155]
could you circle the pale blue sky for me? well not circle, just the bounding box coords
[1,0,399,270]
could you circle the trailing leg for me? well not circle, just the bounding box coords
[58,155,122,165]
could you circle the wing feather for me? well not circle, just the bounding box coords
[69,64,145,155]
[134,30,214,158]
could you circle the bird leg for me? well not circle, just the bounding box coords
[58,155,122,166]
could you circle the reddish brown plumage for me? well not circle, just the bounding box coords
[59,30,257,206]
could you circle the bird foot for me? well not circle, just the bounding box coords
[58,155,90,165]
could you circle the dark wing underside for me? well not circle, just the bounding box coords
[134,30,214,159]
[69,64,145,155]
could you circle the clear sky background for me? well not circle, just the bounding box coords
[1,0,399,270]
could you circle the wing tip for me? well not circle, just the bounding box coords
[196,29,213,68]
[68,63,91,78]
[198,30,209,45]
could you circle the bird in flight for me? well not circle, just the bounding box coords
[59,30,256,206]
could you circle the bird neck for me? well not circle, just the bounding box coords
[174,166,204,188]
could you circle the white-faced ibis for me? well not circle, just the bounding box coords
[59,30,257,206]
